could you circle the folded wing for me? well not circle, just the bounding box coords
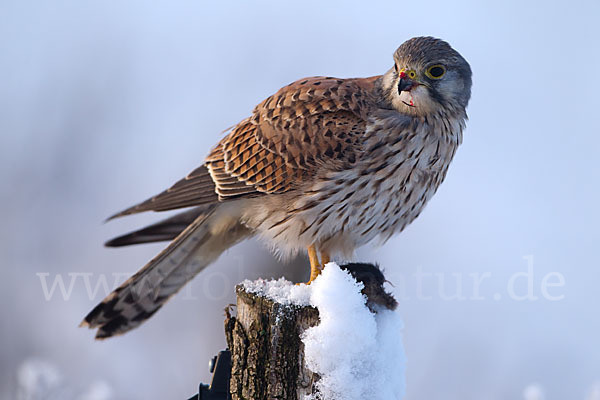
[108,76,379,220]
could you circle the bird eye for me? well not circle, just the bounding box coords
[407,70,416,79]
[425,64,446,79]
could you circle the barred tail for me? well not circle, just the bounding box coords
[81,204,252,339]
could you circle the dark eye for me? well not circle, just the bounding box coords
[425,64,446,79]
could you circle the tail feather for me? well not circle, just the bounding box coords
[104,207,206,247]
[81,204,251,339]
[105,165,218,221]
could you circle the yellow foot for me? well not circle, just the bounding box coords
[305,246,331,285]
[307,244,321,284]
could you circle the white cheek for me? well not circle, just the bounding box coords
[409,86,429,106]
[410,86,438,113]
[398,90,414,105]
[389,79,437,115]
[399,86,431,109]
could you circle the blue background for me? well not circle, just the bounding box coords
[1,1,599,398]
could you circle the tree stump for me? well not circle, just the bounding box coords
[223,263,400,400]
[224,284,320,400]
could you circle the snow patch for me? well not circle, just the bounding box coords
[16,358,112,400]
[523,384,545,400]
[587,382,600,400]
[241,276,312,306]
[302,263,406,400]
[241,263,406,399]
[17,359,63,400]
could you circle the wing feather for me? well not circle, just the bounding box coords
[109,76,379,219]
[206,76,379,198]
[107,165,218,220]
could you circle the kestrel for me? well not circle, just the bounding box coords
[82,36,472,338]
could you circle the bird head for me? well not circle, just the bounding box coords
[382,36,472,116]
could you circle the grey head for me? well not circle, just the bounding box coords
[382,36,472,116]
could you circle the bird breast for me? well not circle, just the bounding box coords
[244,112,465,260]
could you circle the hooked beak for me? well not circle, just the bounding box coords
[398,70,420,94]
[398,74,415,93]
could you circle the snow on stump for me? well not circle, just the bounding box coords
[224,263,406,400]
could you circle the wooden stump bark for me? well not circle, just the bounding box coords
[222,263,398,400]
[224,285,320,400]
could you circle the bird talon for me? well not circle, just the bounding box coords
[305,245,330,284]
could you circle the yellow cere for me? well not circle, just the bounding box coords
[400,69,418,80]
